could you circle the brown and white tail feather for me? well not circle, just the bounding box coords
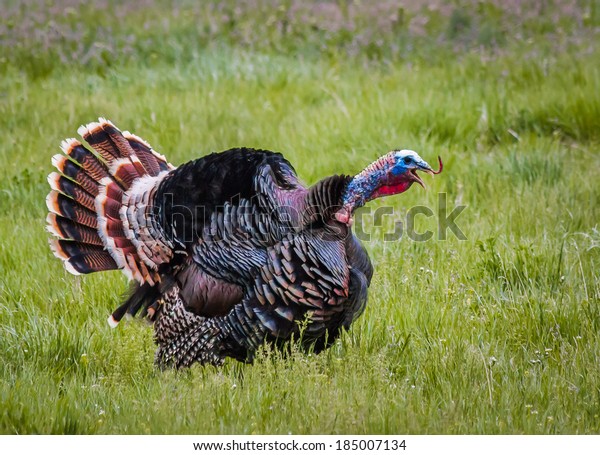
[46,190,98,228]
[122,131,173,174]
[47,119,177,320]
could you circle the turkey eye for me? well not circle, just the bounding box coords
[403,157,412,164]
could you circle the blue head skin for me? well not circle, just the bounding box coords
[338,150,439,223]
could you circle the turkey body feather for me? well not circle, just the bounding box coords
[47,119,376,368]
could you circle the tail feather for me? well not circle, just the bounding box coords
[48,172,96,212]
[46,191,98,228]
[99,193,122,219]
[64,251,118,274]
[124,283,158,319]
[61,138,109,182]
[52,154,100,196]
[108,300,132,328]
[104,180,124,201]
[77,119,153,191]
[123,131,172,174]
[47,118,174,291]
[77,119,131,162]
[90,120,135,157]
[47,213,104,246]
[50,239,106,258]
[125,136,161,175]
[108,159,141,188]
[111,277,175,327]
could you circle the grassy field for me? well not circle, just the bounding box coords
[1,0,599,434]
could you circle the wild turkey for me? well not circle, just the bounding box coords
[46,119,442,368]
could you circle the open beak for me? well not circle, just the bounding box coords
[412,156,443,189]
[409,168,427,188]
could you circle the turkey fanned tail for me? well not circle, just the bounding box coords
[46,118,177,325]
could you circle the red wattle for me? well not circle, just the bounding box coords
[371,181,412,199]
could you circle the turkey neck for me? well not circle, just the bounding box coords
[341,157,391,212]
[298,175,353,227]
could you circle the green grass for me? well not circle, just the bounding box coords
[1,1,599,434]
